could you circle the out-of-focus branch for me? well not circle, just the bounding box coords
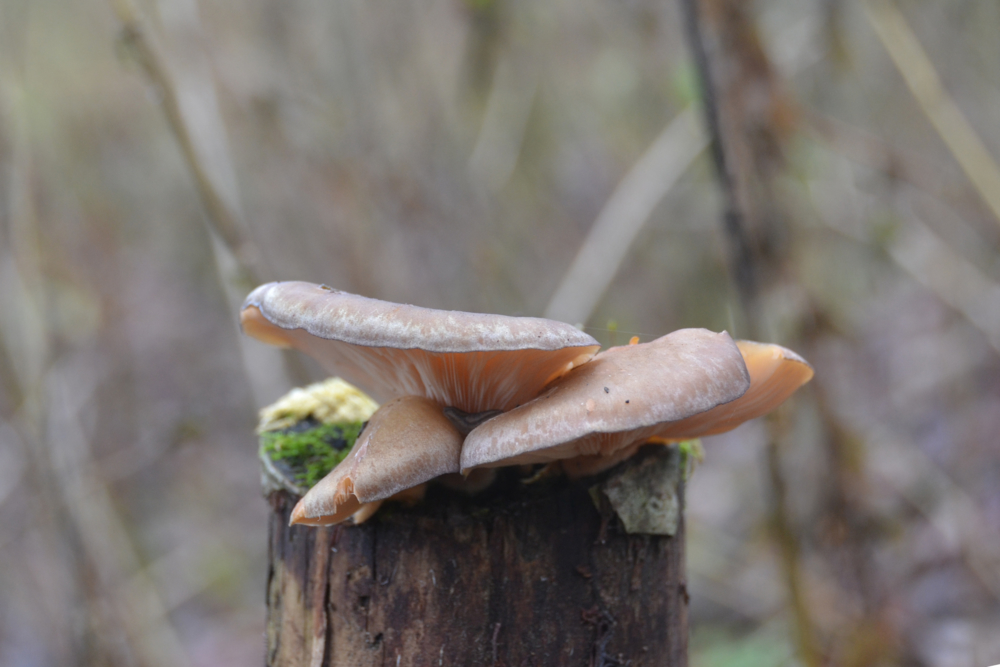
[46,361,195,667]
[109,0,298,405]
[809,148,1000,591]
[678,2,822,665]
[867,426,1000,602]
[0,80,48,407]
[544,107,707,325]
[4,78,191,665]
[865,0,1000,230]
[805,109,1000,254]
[110,0,259,286]
[468,53,538,194]
[886,218,1000,354]
[810,152,1000,356]
[807,374,903,664]
[765,407,824,667]
[678,0,759,325]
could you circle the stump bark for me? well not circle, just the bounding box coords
[264,446,688,666]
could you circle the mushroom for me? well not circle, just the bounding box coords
[290,396,463,525]
[460,330,813,477]
[559,340,813,477]
[241,282,600,411]
[646,339,814,439]
[240,281,601,524]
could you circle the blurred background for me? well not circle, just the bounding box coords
[1,0,999,665]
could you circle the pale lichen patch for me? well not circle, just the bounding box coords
[257,377,379,433]
[599,446,683,536]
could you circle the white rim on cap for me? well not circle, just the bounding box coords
[241,281,600,411]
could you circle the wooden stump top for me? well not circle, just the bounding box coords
[265,447,688,667]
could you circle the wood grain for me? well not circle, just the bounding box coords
[265,448,687,666]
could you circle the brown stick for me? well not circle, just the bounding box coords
[265,447,688,666]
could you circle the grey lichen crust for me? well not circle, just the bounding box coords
[599,445,683,536]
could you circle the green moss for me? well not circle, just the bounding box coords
[260,421,365,488]
[676,439,704,480]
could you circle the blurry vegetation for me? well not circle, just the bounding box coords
[692,625,792,667]
[1,0,999,665]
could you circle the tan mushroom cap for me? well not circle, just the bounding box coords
[241,281,600,412]
[293,485,429,527]
[559,340,814,478]
[652,339,813,439]
[460,329,751,471]
[291,395,464,525]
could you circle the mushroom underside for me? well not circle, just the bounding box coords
[240,282,601,410]
[244,284,814,524]
[244,305,597,411]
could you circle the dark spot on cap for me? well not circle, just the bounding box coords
[603,387,609,394]
[625,400,630,404]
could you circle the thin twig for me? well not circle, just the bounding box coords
[677,0,759,320]
[109,0,298,404]
[678,2,822,665]
[544,107,707,325]
[865,0,1000,230]
[110,0,260,286]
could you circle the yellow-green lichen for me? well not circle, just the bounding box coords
[676,439,704,480]
[256,377,378,433]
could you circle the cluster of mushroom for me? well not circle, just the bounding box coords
[241,281,813,526]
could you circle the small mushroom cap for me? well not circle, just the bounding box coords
[649,339,813,439]
[558,340,813,478]
[291,483,429,527]
[460,329,751,471]
[291,495,364,526]
[241,281,600,411]
[290,395,464,525]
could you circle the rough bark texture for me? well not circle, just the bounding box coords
[265,447,688,667]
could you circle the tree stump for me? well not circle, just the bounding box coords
[264,446,688,666]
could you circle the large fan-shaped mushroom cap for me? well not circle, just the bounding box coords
[241,282,600,412]
[460,329,751,471]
